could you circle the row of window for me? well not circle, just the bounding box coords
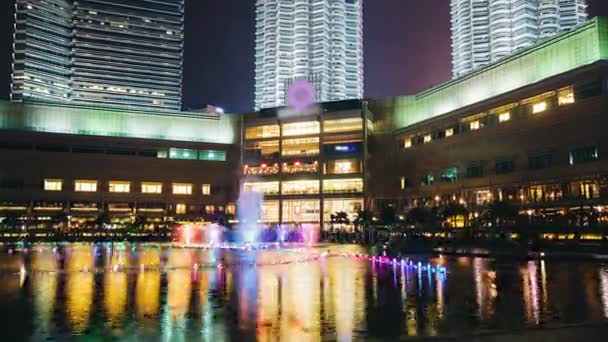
[43,180,212,195]
[403,146,600,188]
[245,140,363,159]
[244,178,364,196]
[244,159,362,176]
[0,142,227,162]
[401,82,602,149]
[245,117,363,139]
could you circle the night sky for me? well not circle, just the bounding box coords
[1,0,607,113]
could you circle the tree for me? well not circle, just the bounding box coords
[94,210,111,229]
[380,206,397,227]
[52,212,69,231]
[330,211,350,230]
[484,201,518,227]
[406,207,434,229]
[353,210,372,232]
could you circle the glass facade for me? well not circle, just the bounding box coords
[323,179,363,194]
[281,121,320,137]
[323,118,363,133]
[245,125,280,139]
[199,150,226,162]
[323,198,364,224]
[245,140,280,158]
[281,180,320,195]
[325,160,362,174]
[243,182,280,196]
[282,138,320,156]
[262,201,280,223]
[282,200,321,223]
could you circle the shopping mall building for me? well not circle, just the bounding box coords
[1,18,607,230]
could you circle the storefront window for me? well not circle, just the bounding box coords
[75,180,97,192]
[282,137,319,156]
[282,121,320,137]
[322,178,363,194]
[245,124,280,139]
[283,161,319,174]
[244,163,280,176]
[282,199,320,223]
[245,140,280,158]
[557,86,575,105]
[325,159,362,174]
[243,181,279,196]
[323,198,364,226]
[282,180,320,195]
[262,201,279,223]
[323,118,362,133]
[109,181,130,193]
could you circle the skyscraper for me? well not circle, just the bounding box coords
[451,0,587,78]
[254,0,363,110]
[11,0,184,111]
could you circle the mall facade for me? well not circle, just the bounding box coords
[1,18,607,230]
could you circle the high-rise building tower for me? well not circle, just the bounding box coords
[451,0,587,78]
[11,0,184,111]
[254,0,363,110]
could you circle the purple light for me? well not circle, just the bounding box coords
[287,80,316,110]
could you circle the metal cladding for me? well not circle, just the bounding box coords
[450,0,588,79]
[11,0,184,111]
[254,0,364,110]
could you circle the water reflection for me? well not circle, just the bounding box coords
[0,243,607,340]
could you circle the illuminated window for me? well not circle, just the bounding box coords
[245,125,280,139]
[282,121,320,137]
[243,181,279,195]
[421,174,434,186]
[245,140,279,157]
[400,177,406,190]
[199,150,226,161]
[169,148,196,160]
[141,182,162,194]
[109,181,130,193]
[569,146,598,165]
[423,134,432,143]
[325,159,362,175]
[75,180,97,192]
[282,137,319,156]
[282,180,320,195]
[176,204,186,214]
[470,120,480,130]
[445,128,454,137]
[282,199,320,223]
[498,112,510,122]
[172,183,193,195]
[226,204,236,215]
[404,139,412,149]
[323,118,363,133]
[205,205,215,214]
[441,167,458,182]
[262,201,280,222]
[44,179,62,191]
[323,178,363,194]
[557,86,575,105]
[323,198,364,225]
[202,184,211,195]
[532,102,547,113]
[283,161,319,174]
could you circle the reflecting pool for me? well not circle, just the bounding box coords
[0,243,607,340]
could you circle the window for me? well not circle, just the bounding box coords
[445,128,454,137]
[498,112,511,122]
[404,139,412,149]
[441,168,458,183]
[75,180,97,192]
[282,137,319,156]
[283,161,319,174]
[323,118,362,133]
[282,121,320,137]
[557,86,575,105]
[400,177,407,190]
[323,179,363,194]
[423,134,432,143]
[245,140,279,158]
[243,181,279,195]
[325,159,361,174]
[176,204,186,214]
[109,181,130,193]
[169,148,197,160]
[282,180,320,195]
[262,201,280,222]
[202,184,211,195]
[44,179,62,191]
[282,199,320,223]
[470,120,480,130]
[205,205,215,214]
[421,174,434,186]
[495,161,514,174]
[323,198,364,224]
[199,150,226,161]
[569,146,599,165]
[466,165,483,178]
[245,125,280,139]
[529,154,552,170]
[532,102,547,114]
[142,182,162,194]
[172,183,193,195]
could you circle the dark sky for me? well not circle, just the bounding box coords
[2,0,608,113]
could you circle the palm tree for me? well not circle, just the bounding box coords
[330,211,350,230]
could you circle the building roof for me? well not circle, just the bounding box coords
[370,17,608,130]
[0,100,239,144]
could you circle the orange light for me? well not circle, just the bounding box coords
[295,161,301,166]
[261,163,267,168]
